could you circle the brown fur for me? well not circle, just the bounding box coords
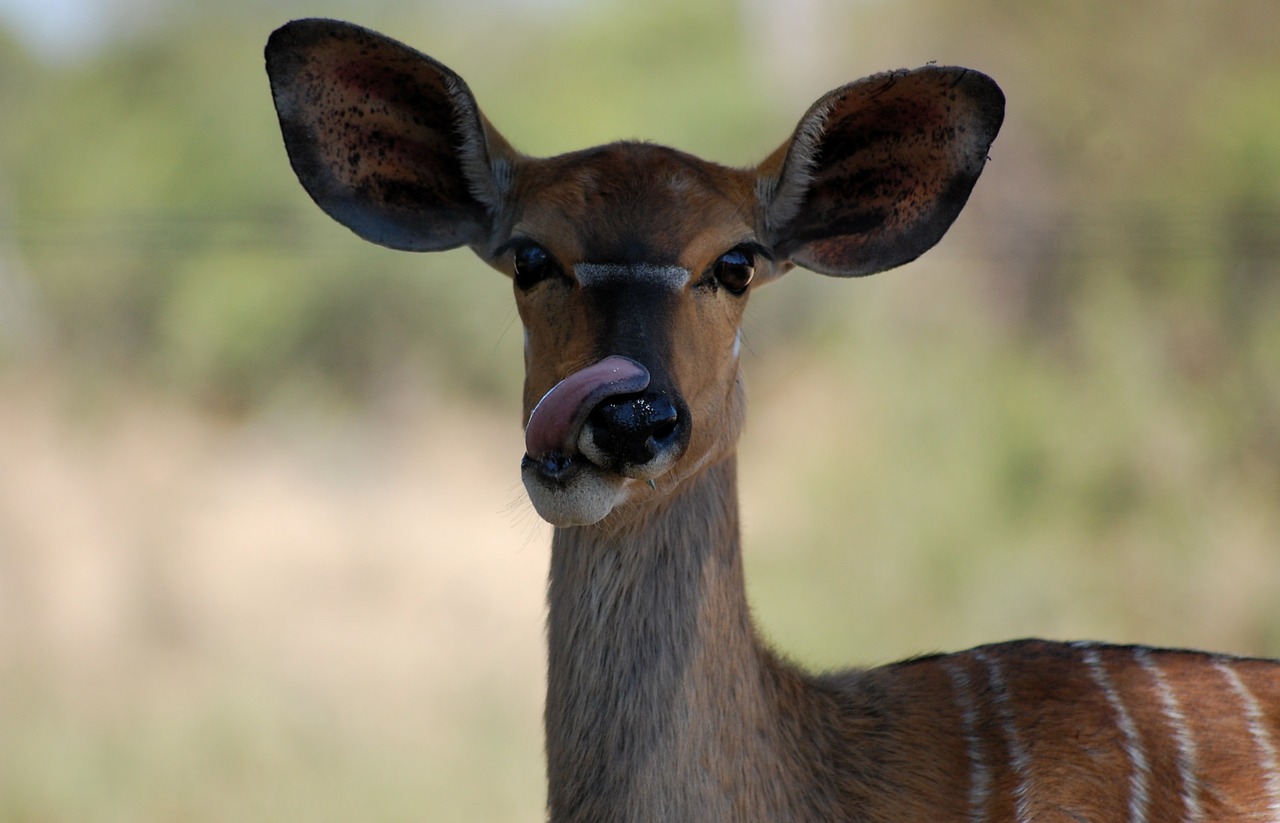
[266,19,1280,821]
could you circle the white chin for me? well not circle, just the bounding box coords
[522,461,629,527]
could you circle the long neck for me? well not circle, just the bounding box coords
[544,456,812,821]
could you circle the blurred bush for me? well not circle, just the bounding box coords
[1,0,1277,637]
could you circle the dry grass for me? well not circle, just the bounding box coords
[0,379,548,821]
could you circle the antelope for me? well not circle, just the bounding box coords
[265,18,1280,822]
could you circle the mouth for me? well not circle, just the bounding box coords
[519,453,631,527]
[521,356,686,526]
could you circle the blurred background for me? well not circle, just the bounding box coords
[1,0,1277,819]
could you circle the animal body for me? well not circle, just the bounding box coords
[266,19,1280,821]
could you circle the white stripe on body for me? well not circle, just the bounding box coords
[975,650,1035,823]
[1215,659,1280,822]
[945,658,992,823]
[1080,644,1151,823]
[1138,649,1205,823]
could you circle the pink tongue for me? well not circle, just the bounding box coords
[525,356,651,459]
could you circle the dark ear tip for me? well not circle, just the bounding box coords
[266,18,318,52]
[266,19,365,60]
[912,65,1005,139]
[953,68,1006,136]
[265,19,323,75]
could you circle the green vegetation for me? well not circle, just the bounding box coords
[1,1,1277,820]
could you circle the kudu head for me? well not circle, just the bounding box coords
[265,19,1004,528]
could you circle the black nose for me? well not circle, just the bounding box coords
[586,390,687,468]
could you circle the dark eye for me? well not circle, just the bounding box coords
[513,243,558,290]
[711,248,755,294]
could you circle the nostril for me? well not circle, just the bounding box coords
[651,417,677,444]
[645,403,680,450]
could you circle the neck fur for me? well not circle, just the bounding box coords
[544,456,818,821]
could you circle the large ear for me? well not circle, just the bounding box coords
[265,19,517,252]
[757,66,1004,278]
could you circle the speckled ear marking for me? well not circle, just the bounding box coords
[758,66,1005,278]
[265,19,514,252]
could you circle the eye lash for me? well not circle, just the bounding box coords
[734,241,774,263]
[492,237,531,262]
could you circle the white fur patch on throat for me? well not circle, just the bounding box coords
[574,263,691,291]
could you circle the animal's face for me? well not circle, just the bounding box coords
[495,144,766,525]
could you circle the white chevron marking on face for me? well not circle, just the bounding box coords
[574,263,691,291]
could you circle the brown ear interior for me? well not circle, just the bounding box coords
[761,67,1005,277]
[266,19,506,252]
